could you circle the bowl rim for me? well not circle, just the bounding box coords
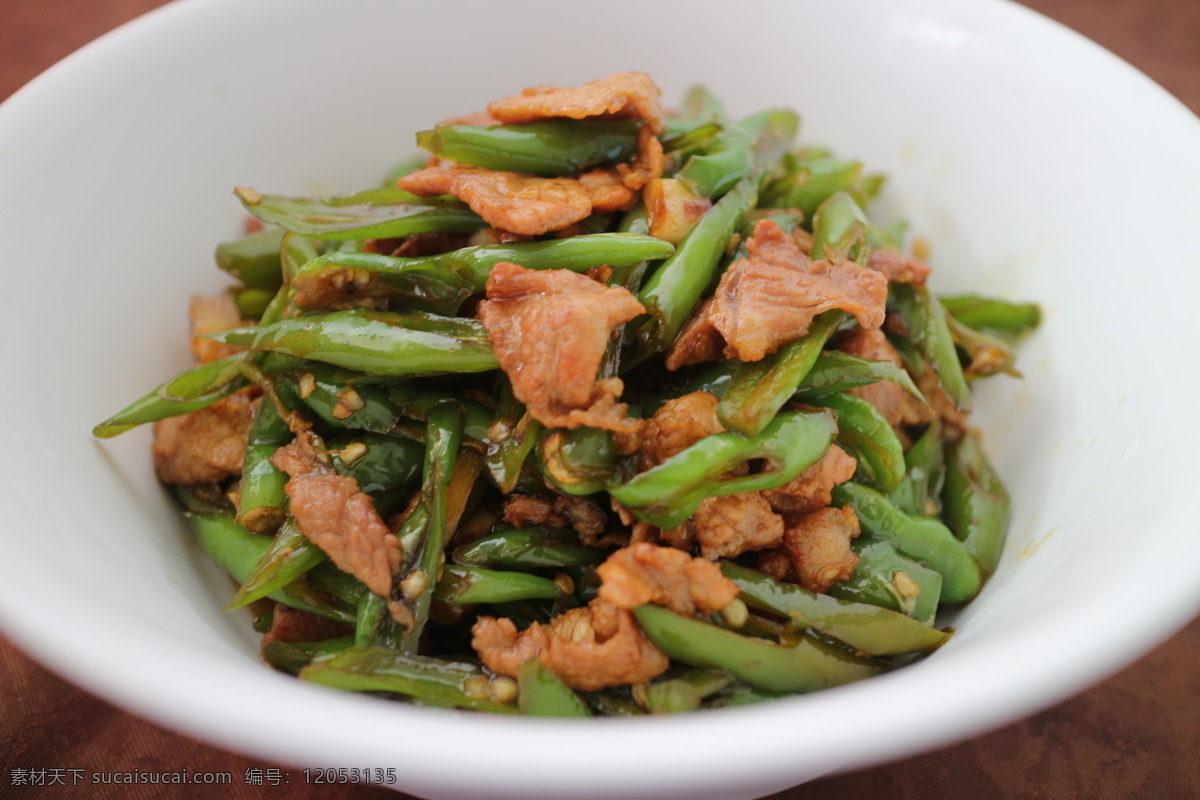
[1,0,1199,795]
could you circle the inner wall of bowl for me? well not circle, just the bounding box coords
[1,0,1198,796]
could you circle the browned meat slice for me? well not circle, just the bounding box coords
[762,444,858,514]
[690,492,785,560]
[707,220,888,361]
[836,327,931,428]
[597,543,739,615]
[639,391,724,470]
[260,604,352,650]
[479,263,644,434]
[486,72,664,190]
[271,433,400,600]
[502,494,608,546]
[399,166,634,236]
[663,299,724,371]
[619,129,664,191]
[487,71,663,131]
[471,598,668,691]
[152,393,257,484]
[783,506,861,594]
[575,168,639,212]
[189,293,245,364]
[867,249,931,285]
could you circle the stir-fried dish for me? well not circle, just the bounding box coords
[95,73,1041,716]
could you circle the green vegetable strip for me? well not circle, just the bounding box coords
[717,312,844,437]
[793,350,926,402]
[609,408,838,529]
[890,284,972,411]
[299,647,518,714]
[235,186,485,240]
[329,432,424,495]
[225,517,328,611]
[485,379,542,494]
[215,228,285,291]
[720,563,949,655]
[678,85,728,124]
[888,418,946,517]
[942,434,1011,575]
[435,565,560,605]
[633,176,758,357]
[387,385,496,443]
[815,392,907,492]
[810,190,870,262]
[833,482,981,604]
[185,512,354,622]
[517,659,592,717]
[207,310,498,377]
[940,294,1042,337]
[92,354,249,438]
[291,234,672,312]
[452,525,606,569]
[633,605,882,693]
[641,669,733,714]
[277,366,398,433]
[233,287,274,318]
[396,402,464,651]
[763,157,865,221]
[354,592,389,648]
[262,637,355,676]
[827,538,942,625]
[417,120,641,177]
[674,109,798,199]
[538,425,619,497]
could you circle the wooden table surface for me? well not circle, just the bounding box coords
[2,1,1198,798]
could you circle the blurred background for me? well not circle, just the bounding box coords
[1,1,1197,798]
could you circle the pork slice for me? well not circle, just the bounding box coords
[597,543,739,615]
[479,263,644,435]
[471,598,668,691]
[783,506,861,594]
[762,444,858,515]
[152,393,257,484]
[707,220,888,361]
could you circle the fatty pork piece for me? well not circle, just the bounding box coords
[151,393,257,485]
[479,263,644,435]
[485,70,664,190]
[502,494,609,547]
[784,506,862,594]
[664,219,889,368]
[471,599,668,691]
[761,444,858,515]
[398,166,636,237]
[270,430,402,606]
[597,543,739,615]
[638,390,724,470]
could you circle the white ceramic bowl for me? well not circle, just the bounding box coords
[1,1,1198,798]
